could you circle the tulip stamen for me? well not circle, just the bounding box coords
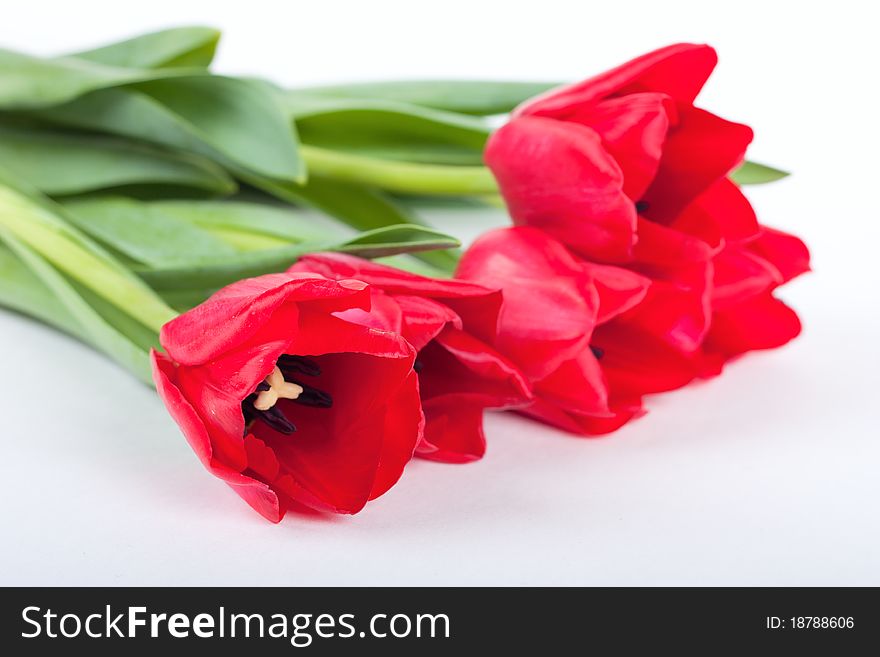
[277,354,322,377]
[241,356,334,436]
[242,392,298,435]
[635,200,649,213]
[289,381,333,408]
[254,366,304,411]
[590,345,605,359]
[277,354,333,407]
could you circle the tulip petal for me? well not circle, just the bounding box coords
[568,93,675,200]
[533,350,610,418]
[291,253,503,344]
[370,369,424,498]
[704,293,802,357]
[747,227,811,283]
[336,288,405,335]
[622,219,713,352]
[291,252,495,301]
[519,395,643,436]
[712,247,783,311]
[151,351,283,522]
[641,107,754,220]
[416,400,486,463]
[419,327,532,407]
[394,294,462,351]
[254,345,415,514]
[592,323,699,396]
[457,227,601,380]
[671,178,760,245]
[634,217,715,267]
[485,117,637,263]
[161,273,369,366]
[517,43,718,116]
[582,262,651,324]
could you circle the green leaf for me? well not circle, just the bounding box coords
[730,160,790,185]
[148,198,344,247]
[136,224,460,291]
[0,125,236,195]
[287,94,490,164]
[331,224,460,259]
[130,76,303,181]
[1,37,301,182]
[289,80,559,115]
[0,229,153,383]
[250,174,461,271]
[0,47,196,109]
[35,78,304,182]
[0,172,178,333]
[0,238,90,342]
[61,196,239,267]
[68,26,221,69]
[159,287,223,312]
[251,173,419,232]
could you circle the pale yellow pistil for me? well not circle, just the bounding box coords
[254,366,304,411]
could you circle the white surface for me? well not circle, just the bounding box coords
[1,1,878,585]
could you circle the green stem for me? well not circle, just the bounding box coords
[300,144,499,196]
[0,184,177,333]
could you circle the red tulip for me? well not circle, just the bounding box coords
[455,226,684,435]
[703,224,811,365]
[485,43,808,371]
[654,177,810,370]
[510,43,753,232]
[151,272,423,522]
[289,254,532,462]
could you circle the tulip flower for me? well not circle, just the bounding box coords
[702,227,810,365]
[152,272,423,522]
[289,254,532,462]
[454,226,696,435]
[485,43,809,367]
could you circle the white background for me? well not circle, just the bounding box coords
[1,0,878,585]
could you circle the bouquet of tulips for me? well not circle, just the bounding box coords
[0,28,809,522]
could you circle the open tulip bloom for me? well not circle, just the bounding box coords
[152,273,423,521]
[0,29,809,521]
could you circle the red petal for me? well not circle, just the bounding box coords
[619,277,711,353]
[623,220,714,352]
[582,262,651,324]
[634,217,715,267]
[369,370,424,498]
[485,117,637,263]
[291,252,495,300]
[704,293,802,357]
[532,350,610,417]
[641,107,753,221]
[568,92,675,199]
[395,295,462,351]
[671,178,759,245]
[253,344,418,514]
[291,253,503,344]
[747,227,811,283]
[457,227,600,380]
[711,247,783,311]
[419,328,532,407]
[592,323,699,396]
[416,400,486,463]
[335,288,405,335]
[518,396,643,436]
[160,273,369,366]
[517,43,717,116]
[151,351,283,522]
